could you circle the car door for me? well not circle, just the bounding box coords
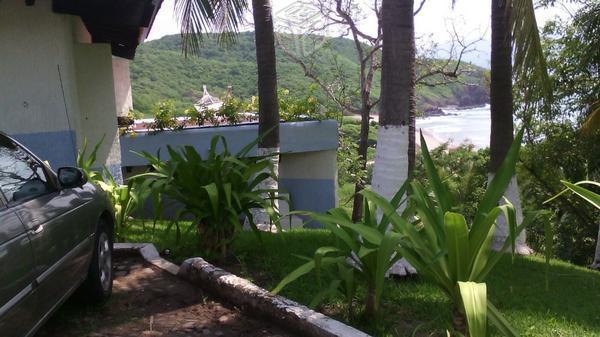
[0,135,95,334]
[0,153,38,337]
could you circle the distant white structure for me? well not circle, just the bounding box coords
[194,85,223,112]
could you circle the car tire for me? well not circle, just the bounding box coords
[81,218,113,303]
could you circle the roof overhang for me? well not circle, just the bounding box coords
[52,0,163,59]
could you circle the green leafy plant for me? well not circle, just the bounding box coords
[278,86,341,122]
[149,100,183,133]
[545,180,600,209]
[519,124,599,265]
[364,130,529,336]
[77,137,105,185]
[185,106,221,126]
[133,135,281,261]
[101,168,149,232]
[77,138,147,236]
[218,95,245,125]
[413,144,489,223]
[272,183,408,319]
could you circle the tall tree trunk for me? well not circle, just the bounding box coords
[252,0,280,228]
[490,0,532,254]
[372,0,417,276]
[351,107,371,222]
[591,226,600,270]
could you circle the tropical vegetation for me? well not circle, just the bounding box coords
[110,0,600,336]
[77,138,148,237]
[132,135,280,260]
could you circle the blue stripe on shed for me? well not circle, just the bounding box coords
[279,178,336,228]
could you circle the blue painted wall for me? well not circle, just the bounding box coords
[279,178,336,228]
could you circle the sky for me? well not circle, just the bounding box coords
[146,0,574,68]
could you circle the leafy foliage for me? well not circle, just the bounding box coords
[546,180,600,210]
[173,0,248,56]
[519,124,600,265]
[272,183,408,319]
[218,94,246,125]
[513,2,600,265]
[364,130,528,336]
[149,100,184,133]
[516,1,599,129]
[278,85,340,122]
[132,135,281,260]
[77,138,147,236]
[413,144,489,223]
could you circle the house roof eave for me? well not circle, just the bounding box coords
[52,0,163,59]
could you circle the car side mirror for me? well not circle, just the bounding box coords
[57,167,87,189]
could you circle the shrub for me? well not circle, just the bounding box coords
[133,135,281,260]
[149,100,183,133]
[218,95,245,125]
[272,183,408,320]
[185,106,220,126]
[519,124,600,265]
[413,144,489,223]
[77,138,148,237]
[278,86,339,122]
[365,130,529,336]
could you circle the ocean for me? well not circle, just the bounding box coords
[416,104,491,149]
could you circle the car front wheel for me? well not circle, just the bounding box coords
[81,218,113,303]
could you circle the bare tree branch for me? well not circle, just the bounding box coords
[277,35,361,114]
[415,23,483,87]
[414,0,427,16]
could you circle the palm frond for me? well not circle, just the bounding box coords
[212,0,249,45]
[509,0,553,108]
[174,0,248,56]
[581,100,600,135]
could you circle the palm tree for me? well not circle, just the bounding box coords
[174,0,280,227]
[251,0,280,227]
[489,0,526,253]
[370,0,417,276]
[489,0,550,254]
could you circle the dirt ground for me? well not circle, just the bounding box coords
[35,252,296,337]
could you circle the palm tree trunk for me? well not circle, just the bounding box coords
[252,0,280,228]
[489,0,532,254]
[591,226,600,270]
[371,0,417,275]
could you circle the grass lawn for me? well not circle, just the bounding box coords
[121,222,600,337]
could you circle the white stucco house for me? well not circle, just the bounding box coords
[0,0,339,220]
[0,0,162,182]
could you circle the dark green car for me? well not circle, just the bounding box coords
[0,132,114,337]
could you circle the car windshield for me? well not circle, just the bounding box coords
[0,135,52,202]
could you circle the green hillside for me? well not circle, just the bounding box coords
[131,32,489,115]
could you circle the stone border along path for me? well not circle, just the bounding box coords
[114,243,371,337]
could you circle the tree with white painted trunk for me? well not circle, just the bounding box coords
[370,0,417,276]
[489,0,551,254]
[252,0,280,228]
[278,0,478,223]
